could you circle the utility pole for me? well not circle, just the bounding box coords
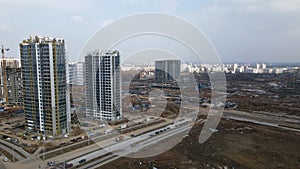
[43,144,45,160]
[12,147,15,162]
[1,45,9,103]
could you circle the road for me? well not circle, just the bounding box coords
[1,109,300,169]
[38,131,118,159]
[224,110,300,132]
[0,160,6,169]
[67,122,194,168]
[77,154,118,169]
[68,110,300,169]
[0,140,32,159]
[225,115,300,132]
[0,144,24,161]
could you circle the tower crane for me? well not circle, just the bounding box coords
[1,45,9,104]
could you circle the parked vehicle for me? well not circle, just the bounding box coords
[79,159,86,163]
[150,133,156,137]
[115,136,124,142]
[47,161,55,166]
[65,163,73,168]
[3,157,9,162]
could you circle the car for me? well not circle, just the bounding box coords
[79,159,86,163]
[47,161,55,166]
[115,136,124,142]
[65,163,73,168]
[3,157,9,162]
[11,138,19,143]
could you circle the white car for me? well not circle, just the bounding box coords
[3,157,9,162]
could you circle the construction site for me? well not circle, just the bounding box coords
[0,53,299,169]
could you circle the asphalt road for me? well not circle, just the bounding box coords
[68,122,194,168]
[0,140,32,159]
[2,109,300,169]
[0,144,24,161]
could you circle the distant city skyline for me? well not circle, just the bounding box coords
[1,0,300,63]
[155,60,181,83]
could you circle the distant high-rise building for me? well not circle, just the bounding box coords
[233,63,238,72]
[1,58,20,68]
[85,50,121,121]
[69,62,84,85]
[20,36,70,136]
[7,67,22,103]
[155,60,181,83]
[0,58,22,103]
[256,63,261,69]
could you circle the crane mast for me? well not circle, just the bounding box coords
[1,45,9,104]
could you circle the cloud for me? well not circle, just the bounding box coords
[271,0,300,12]
[200,0,300,32]
[70,16,84,23]
[0,0,92,12]
[279,27,300,37]
[188,0,300,62]
[121,0,145,4]
[208,0,300,13]
[120,0,180,13]
[0,24,14,31]
[159,0,180,13]
[101,19,114,27]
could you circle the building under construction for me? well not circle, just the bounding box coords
[285,69,300,94]
[0,58,22,104]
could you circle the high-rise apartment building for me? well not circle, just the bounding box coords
[20,36,70,136]
[6,67,22,103]
[69,62,84,86]
[155,60,181,83]
[85,50,121,121]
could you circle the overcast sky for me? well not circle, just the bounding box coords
[0,0,300,63]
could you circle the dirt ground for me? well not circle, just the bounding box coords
[99,119,300,169]
[97,72,300,169]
